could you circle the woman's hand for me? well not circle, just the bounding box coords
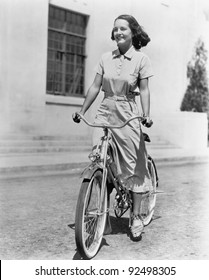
[141,116,153,128]
[72,112,81,123]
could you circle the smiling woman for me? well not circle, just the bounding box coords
[73,14,153,241]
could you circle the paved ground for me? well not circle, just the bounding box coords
[0,161,209,260]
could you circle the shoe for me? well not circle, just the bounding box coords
[130,214,144,242]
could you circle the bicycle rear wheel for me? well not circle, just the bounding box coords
[140,157,157,226]
[75,170,107,259]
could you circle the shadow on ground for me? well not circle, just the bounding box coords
[69,215,131,260]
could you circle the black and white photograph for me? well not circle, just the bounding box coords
[0,0,209,278]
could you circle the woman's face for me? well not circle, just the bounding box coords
[113,19,133,49]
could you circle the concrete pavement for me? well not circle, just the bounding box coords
[1,162,209,260]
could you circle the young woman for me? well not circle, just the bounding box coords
[73,14,153,241]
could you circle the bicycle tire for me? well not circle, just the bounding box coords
[140,157,157,226]
[75,170,107,259]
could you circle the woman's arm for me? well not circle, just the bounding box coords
[79,73,103,115]
[138,78,153,127]
[139,78,150,116]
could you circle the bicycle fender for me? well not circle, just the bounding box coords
[81,163,103,179]
[148,155,159,187]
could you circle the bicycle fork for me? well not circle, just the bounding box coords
[99,132,109,212]
[97,131,113,234]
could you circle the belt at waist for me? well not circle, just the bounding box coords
[104,92,138,101]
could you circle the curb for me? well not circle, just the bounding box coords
[0,154,208,180]
[0,162,89,180]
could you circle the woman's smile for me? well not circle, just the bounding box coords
[115,35,125,43]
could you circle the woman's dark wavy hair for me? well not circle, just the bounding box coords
[111,14,150,49]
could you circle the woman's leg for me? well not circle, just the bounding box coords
[131,192,142,216]
[129,191,144,241]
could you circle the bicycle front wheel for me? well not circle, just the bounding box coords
[75,170,107,259]
[140,157,157,226]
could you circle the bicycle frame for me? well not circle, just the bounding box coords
[77,113,145,210]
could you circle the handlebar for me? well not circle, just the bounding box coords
[74,113,145,129]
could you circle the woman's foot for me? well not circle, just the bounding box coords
[130,214,144,241]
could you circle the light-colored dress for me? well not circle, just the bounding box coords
[94,46,153,193]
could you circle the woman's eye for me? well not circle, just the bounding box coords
[113,27,126,33]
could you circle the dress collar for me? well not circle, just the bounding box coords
[112,45,135,59]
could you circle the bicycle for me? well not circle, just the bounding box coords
[74,113,159,259]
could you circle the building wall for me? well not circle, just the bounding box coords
[0,0,208,147]
[0,0,48,135]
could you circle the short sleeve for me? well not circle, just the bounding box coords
[139,55,153,80]
[95,56,104,76]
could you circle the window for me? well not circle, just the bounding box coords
[46,5,88,96]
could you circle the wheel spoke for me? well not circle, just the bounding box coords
[85,217,97,248]
[84,214,104,249]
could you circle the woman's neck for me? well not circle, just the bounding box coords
[118,43,133,55]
